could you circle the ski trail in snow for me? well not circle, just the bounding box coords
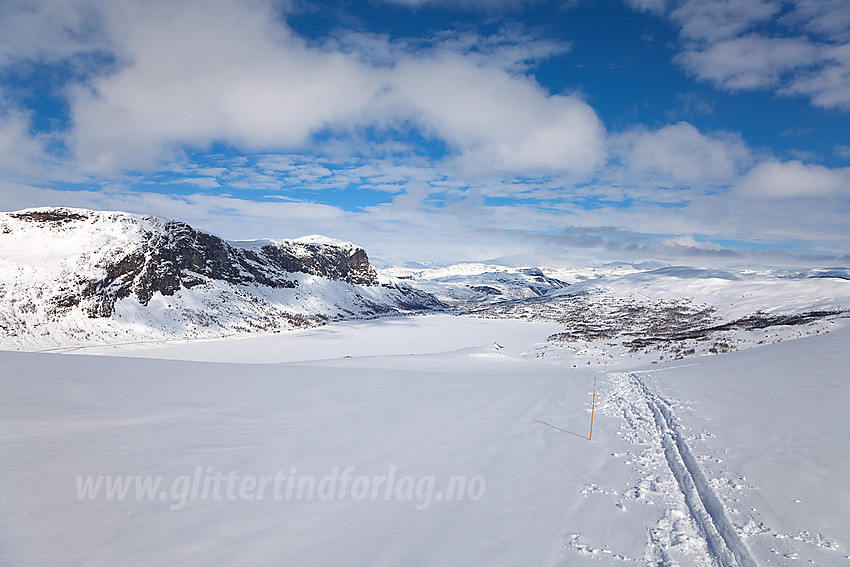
[632,373,758,567]
[603,372,758,567]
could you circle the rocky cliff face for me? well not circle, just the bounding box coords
[0,207,439,349]
[8,208,379,318]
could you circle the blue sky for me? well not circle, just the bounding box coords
[0,0,848,267]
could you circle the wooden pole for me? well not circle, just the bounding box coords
[589,375,597,441]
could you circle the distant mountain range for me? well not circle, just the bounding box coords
[1,207,848,351]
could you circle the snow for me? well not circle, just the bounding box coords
[3,209,850,564]
[64,314,565,362]
[385,263,522,279]
[2,313,849,565]
[638,330,850,565]
[232,235,360,252]
[290,234,360,250]
[0,208,151,264]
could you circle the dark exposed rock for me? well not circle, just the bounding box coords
[10,209,89,223]
[255,240,378,286]
[469,285,503,295]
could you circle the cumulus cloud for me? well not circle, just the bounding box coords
[389,53,605,177]
[27,0,603,178]
[658,234,739,257]
[784,43,850,109]
[670,0,781,43]
[0,0,109,66]
[0,111,47,180]
[0,92,67,183]
[677,34,819,91]
[613,121,750,184]
[780,0,850,41]
[2,161,848,268]
[67,0,384,172]
[735,160,850,199]
[631,0,850,109]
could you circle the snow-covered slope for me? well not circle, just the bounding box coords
[0,207,440,349]
[2,314,849,566]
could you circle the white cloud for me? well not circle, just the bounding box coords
[0,112,46,179]
[671,0,781,43]
[735,160,850,199]
[677,34,819,90]
[631,0,850,109]
[39,0,606,180]
[623,0,669,14]
[780,0,850,41]
[180,177,221,189]
[660,234,731,251]
[613,121,750,184]
[784,43,850,109]
[0,0,109,66]
[389,53,606,177]
[0,94,65,183]
[67,0,384,172]
[653,238,742,260]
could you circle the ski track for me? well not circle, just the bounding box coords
[635,374,757,567]
[603,371,758,567]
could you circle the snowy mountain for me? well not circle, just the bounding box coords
[0,207,441,349]
[381,263,570,305]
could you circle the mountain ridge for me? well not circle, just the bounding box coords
[0,207,440,349]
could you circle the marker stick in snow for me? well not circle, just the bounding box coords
[589,375,597,441]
